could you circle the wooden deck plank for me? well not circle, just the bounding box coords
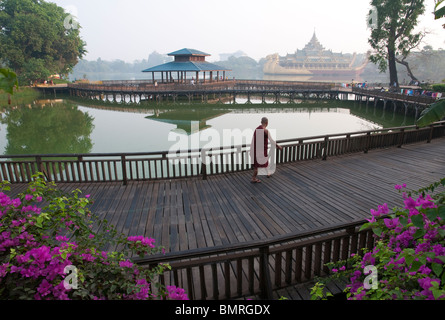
[3,139,445,299]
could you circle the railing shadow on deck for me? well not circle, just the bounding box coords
[133,219,375,300]
[1,121,444,184]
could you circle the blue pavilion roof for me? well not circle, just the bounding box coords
[168,48,210,56]
[142,61,230,73]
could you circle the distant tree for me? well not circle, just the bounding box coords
[0,0,87,83]
[368,0,425,87]
[147,51,172,68]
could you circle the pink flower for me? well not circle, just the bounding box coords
[384,217,400,229]
[127,236,156,248]
[119,260,134,268]
[167,286,188,300]
[37,279,52,297]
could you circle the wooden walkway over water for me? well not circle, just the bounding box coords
[4,138,445,300]
[7,138,445,252]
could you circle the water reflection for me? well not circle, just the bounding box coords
[146,108,232,135]
[0,100,94,155]
[0,98,416,155]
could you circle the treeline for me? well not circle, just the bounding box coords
[69,48,445,84]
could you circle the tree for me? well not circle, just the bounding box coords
[435,0,445,28]
[368,0,425,87]
[0,0,87,83]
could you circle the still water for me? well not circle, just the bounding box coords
[0,98,416,156]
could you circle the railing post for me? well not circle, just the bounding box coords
[427,124,434,143]
[322,136,329,160]
[364,132,371,154]
[35,156,43,176]
[398,128,405,148]
[201,149,207,180]
[121,155,128,186]
[259,246,273,300]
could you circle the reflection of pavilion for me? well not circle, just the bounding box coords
[146,109,231,135]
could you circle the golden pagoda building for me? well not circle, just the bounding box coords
[263,32,368,83]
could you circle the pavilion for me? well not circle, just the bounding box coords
[142,48,231,84]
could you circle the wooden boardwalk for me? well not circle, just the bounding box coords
[7,138,445,255]
[4,138,445,300]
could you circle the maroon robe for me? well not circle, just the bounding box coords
[252,125,269,168]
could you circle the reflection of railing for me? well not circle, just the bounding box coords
[1,121,444,184]
[134,219,375,300]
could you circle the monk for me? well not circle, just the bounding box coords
[251,117,282,183]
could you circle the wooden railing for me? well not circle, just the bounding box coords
[1,121,444,184]
[133,219,375,300]
[353,87,437,105]
[68,80,237,93]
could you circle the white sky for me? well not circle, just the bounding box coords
[50,0,445,62]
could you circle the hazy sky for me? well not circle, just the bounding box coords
[50,0,444,62]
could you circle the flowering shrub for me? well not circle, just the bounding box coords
[311,178,445,300]
[0,173,188,300]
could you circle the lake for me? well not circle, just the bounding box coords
[0,97,416,156]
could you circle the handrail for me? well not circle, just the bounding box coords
[2,121,444,160]
[133,219,367,265]
[133,218,376,300]
[1,121,444,184]
[353,87,437,105]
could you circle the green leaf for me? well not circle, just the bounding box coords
[413,228,426,239]
[0,68,19,95]
[410,260,422,272]
[360,222,371,231]
[404,255,415,266]
[432,263,443,278]
[425,208,438,222]
[399,216,409,227]
[411,215,424,229]
[416,100,445,128]
[373,227,383,237]
[432,289,444,300]
[435,3,445,19]
[438,206,445,220]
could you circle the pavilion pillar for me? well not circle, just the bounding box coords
[196,71,199,84]
[203,72,206,84]
[210,71,213,83]
[217,71,220,82]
